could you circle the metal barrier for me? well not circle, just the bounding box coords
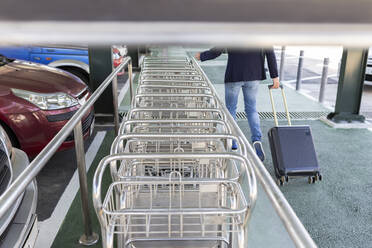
[0,54,133,245]
[191,56,317,248]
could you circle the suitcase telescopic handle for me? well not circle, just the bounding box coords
[268,84,292,127]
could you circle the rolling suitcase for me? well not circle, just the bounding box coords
[267,85,322,186]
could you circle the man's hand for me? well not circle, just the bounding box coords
[195,53,201,61]
[271,77,280,89]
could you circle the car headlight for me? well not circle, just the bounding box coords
[11,88,78,110]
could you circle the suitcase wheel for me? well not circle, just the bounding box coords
[316,173,322,181]
[276,176,288,186]
[277,178,284,186]
[308,176,315,184]
[308,174,321,184]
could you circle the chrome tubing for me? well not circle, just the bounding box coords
[92,152,256,232]
[127,107,226,121]
[191,56,317,248]
[136,84,212,95]
[118,119,232,135]
[94,54,258,248]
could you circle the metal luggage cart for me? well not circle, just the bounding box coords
[143,56,191,62]
[140,74,204,81]
[143,60,191,65]
[132,94,218,108]
[93,153,257,248]
[139,79,209,87]
[119,120,231,135]
[142,65,195,70]
[127,108,225,121]
[142,63,193,67]
[136,85,212,95]
[111,133,245,155]
[141,67,197,70]
[110,155,242,182]
[109,135,246,179]
[93,55,258,248]
[142,61,193,67]
[113,136,227,154]
[141,70,199,76]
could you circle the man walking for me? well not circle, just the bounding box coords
[195,48,280,161]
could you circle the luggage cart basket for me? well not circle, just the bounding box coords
[136,85,212,95]
[141,70,199,76]
[93,153,257,248]
[127,108,226,121]
[119,119,231,135]
[140,74,204,81]
[139,79,209,87]
[132,94,218,109]
[111,133,246,155]
[109,134,248,180]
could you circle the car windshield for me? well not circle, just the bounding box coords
[0,55,14,67]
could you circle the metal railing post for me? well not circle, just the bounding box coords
[128,61,134,102]
[319,57,329,103]
[280,46,286,80]
[73,121,99,246]
[296,50,304,91]
[112,60,119,136]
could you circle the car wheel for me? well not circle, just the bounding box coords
[59,67,89,84]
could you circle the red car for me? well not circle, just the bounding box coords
[0,55,94,157]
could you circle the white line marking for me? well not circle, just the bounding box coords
[283,74,338,84]
[139,55,144,66]
[118,73,136,106]
[281,82,334,111]
[35,131,107,248]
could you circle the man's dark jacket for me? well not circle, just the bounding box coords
[200,48,279,83]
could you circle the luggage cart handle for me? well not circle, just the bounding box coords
[268,85,292,127]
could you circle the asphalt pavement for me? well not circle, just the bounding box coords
[275,48,372,119]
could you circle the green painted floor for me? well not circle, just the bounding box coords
[119,73,139,111]
[52,131,115,248]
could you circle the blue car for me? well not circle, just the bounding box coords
[0,45,126,83]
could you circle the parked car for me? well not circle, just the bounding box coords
[0,45,127,83]
[0,55,94,157]
[0,125,38,248]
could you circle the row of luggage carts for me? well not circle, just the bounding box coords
[93,56,257,248]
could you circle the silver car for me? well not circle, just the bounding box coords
[0,126,38,248]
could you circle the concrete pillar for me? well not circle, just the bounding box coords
[88,46,114,123]
[327,48,368,123]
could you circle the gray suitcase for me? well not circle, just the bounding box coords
[267,85,322,186]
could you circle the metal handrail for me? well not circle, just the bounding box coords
[0,55,133,245]
[191,56,317,248]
